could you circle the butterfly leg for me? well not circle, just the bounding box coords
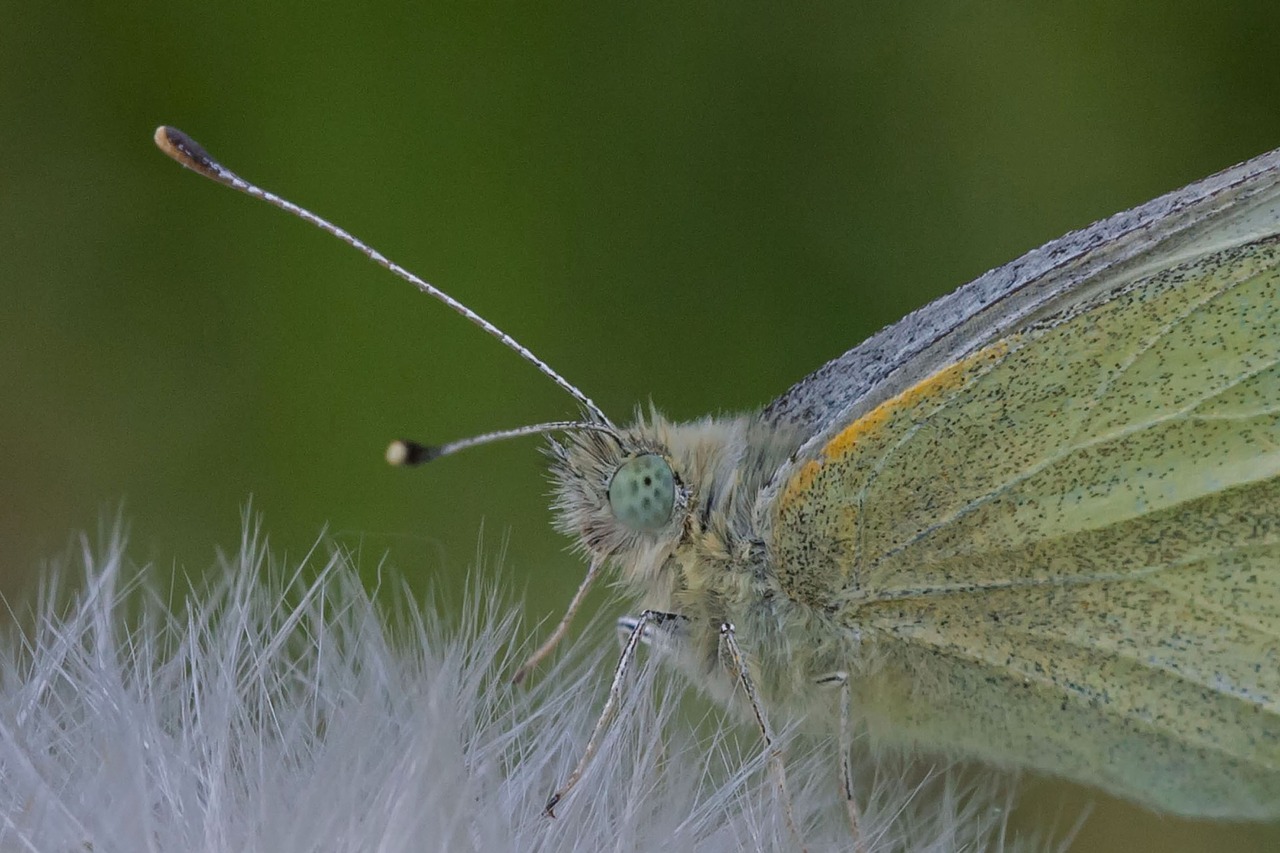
[513,556,605,684]
[617,611,688,649]
[719,622,806,851]
[544,608,677,817]
[816,670,867,853]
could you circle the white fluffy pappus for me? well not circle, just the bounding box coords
[0,520,1058,853]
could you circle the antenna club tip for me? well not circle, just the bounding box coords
[153,125,225,182]
[386,439,440,467]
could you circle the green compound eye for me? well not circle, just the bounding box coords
[607,454,676,532]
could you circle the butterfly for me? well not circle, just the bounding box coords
[155,127,1280,840]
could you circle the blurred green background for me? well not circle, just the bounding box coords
[5,2,1280,849]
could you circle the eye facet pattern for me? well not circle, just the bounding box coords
[607,454,676,532]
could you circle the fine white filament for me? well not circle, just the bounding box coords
[0,519,1042,852]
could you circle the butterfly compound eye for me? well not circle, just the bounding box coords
[607,454,676,532]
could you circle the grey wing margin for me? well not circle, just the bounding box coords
[762,146,1280,446]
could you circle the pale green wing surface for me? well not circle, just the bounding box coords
[769,236,1280,817]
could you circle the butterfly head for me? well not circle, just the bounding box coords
[547,411,693,587]
[547,408,773,596]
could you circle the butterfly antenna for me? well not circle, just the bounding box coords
[386,420,616,466]
[153,126,613,428]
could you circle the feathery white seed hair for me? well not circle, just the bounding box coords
[0,519,1054,853]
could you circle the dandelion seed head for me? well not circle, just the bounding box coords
[0,521,1049,852]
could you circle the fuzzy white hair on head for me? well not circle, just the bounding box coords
[0,519,1061,853]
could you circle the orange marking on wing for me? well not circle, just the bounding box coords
[779,338,1014,507]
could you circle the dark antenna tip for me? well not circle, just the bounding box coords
[153,126,232,185]
[386,439,441,467]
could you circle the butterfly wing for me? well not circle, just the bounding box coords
[763,146,1280,449]
[760,149,1280,817]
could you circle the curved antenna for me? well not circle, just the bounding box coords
[153,126,613,428]
[386,420,616,466]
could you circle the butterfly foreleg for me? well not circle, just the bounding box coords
[544,608,676,817]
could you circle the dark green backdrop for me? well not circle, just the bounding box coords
[5,3,1280,850]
